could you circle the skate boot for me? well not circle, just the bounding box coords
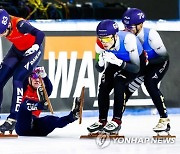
[37,86,48,110]
[72,97,81,120]
[0,118,17,134]
[37,86,46,102]
[153,118,170,134]
[87,120,107,134]
[103,119,121,135]
[37,100,48,110]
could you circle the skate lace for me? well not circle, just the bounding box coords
[90,122,102,128]
[155,122,164,128]
[104,121,118,129]
[155,119,169,128]
[105,123,115,128]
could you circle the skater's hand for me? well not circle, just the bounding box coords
[98,52,105,67]
[35,66,47,78]
[103,52,123,67]
[24,44,39,56]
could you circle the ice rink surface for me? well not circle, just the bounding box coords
[0,113,180,154]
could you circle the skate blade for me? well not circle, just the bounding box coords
[79,86,85,124]
[0,133,18,138]
[153,134,176,139]
[153,131,176,139]
[80,132,99,138]
[80,132,124,139]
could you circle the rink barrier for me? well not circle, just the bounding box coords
[30,19,180,31]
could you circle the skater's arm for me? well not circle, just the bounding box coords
[147,29,169,65]
[43,76,53,96]
[17,20,45,46]
[34,66,53,96]
[95,39,105,72]
[124,33,141,73]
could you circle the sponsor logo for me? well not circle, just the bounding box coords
[24,50,41,70]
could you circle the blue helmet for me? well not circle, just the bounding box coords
[96,19,119,37]
[0,9,10,34]
[122,8,146,27]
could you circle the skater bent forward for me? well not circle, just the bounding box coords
[0,9,44,133]
[122,8,170,134]
[87,19,146,134]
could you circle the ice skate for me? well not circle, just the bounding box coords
[153,118,170,134]
[0,118,17,134]
[153,118,175,138]
[80,120,124,139]
[87,121,106,134]
[72,97,81,120]
[38,77,54,114]
[103,120,121,135]
[78,86,85,124]
[80,121,106,139]
[37,86,46,102]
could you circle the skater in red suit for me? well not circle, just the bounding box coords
[15,67,81,136]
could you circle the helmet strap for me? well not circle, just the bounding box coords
[5,23,12,37]
[135,25,139,35]
[28,77,33,86]
[109,35,116,50]
[135,23,143,35]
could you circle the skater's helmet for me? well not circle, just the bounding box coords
[28,68,40,87]
[122,8,146,28]
[29,71,39,79]
[0,9,10,34]
[96,19,119,37]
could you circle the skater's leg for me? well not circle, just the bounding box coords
[144,61,169,118]
[87,66,114,133]
[144,61,170,133]
[0,50,20,133]
[32,112,76,136]
[15,102,35,136]
[8,49,42,120]
[103,71,137,134]
[125,76,144,102]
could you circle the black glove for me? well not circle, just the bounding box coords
[37,100,48,110]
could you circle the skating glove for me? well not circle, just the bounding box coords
[98,52,105,67]
[24,44,39,56]
[35,66,47,78]
[103,51,123,67]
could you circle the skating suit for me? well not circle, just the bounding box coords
[96,31,146,121]
[127,28,169,118]
[15,76,75,136]
[0,16,45,120]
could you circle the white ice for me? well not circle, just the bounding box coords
[0,112,180,154]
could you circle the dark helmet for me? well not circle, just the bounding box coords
[96,19,119,37]
[122,8,146,27]
[0,9,10,34]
